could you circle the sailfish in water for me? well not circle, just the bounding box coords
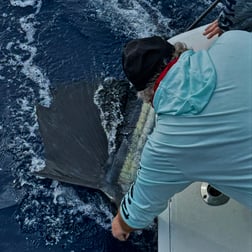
[35,79,155,205]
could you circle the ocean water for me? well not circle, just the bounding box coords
[0,0,219,251]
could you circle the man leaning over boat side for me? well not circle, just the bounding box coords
[203,0,252,38]
[111,31,252,241]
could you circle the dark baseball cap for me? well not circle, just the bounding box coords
[122,36,175,91]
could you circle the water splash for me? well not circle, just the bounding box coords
[94,77,125,155]
[16,180,114,245]
[88,0,173,38]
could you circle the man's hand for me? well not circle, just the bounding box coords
[112,212,134,241]
[203,19,223,39]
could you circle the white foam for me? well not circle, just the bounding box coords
[20,49,51,107]
[10,0,39,8]
[6,42,14,50]
[20,14,36,43]
[94,79,124,155]
[18,97,31,111]
[89,0,172,38]
[51,181,114,230]
[8,0,51,107]
[1,1,51,190]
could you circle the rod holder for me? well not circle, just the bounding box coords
[201,183,230,206]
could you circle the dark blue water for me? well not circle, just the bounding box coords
[0,0,219,251]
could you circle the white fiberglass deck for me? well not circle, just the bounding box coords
[158,182,252,252]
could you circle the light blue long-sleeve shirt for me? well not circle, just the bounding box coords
[120,31,252,229]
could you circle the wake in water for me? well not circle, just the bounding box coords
[88,0,174,38]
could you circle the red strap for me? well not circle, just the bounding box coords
[153,57,179,92]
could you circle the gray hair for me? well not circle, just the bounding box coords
[137,42,188,103]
